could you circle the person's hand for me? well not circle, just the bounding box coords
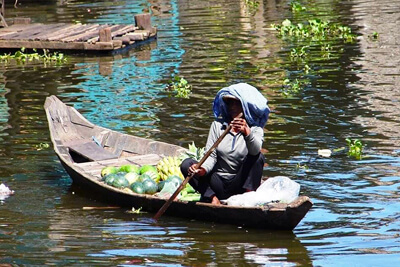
[188,164,206,177]
[231,117,250,136]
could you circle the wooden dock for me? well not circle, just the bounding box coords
[0,14,156,54]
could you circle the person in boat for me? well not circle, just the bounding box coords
[180,83,270,204]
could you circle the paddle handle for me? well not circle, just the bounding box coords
[153,123,233,221]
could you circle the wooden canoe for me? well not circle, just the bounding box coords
[44,95,312,230]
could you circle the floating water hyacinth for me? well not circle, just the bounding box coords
[346,138,364,160]
[165,76,192,98]
[0,48,66,64]
[271,19,357,43]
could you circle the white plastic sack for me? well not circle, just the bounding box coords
[256,176,300,203]
[222,191,264,207]
[0,183,14,201]
[223,176,300,207]
[154,180,180,199]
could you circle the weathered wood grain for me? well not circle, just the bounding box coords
[0,17,156,53]
[69,141,118,161]
[60,25,101,42]
[46,24,86,41]
[59,24,101,42]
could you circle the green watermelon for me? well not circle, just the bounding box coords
[139,173,152,182]
[139,165,157,175]
[104,173,118,185]
[112,175,130,189]
[124,172,140,185]
[119,164,140,173]
[142,179,158,194]
[142,170,159,182]
[131,181,145,194]
[101,166,118,177]
[157,180,166,192]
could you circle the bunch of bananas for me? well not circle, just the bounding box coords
[156,156,184,181]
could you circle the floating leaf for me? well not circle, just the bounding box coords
[126,207,143,214]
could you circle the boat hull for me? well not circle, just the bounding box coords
[45,96,312,230]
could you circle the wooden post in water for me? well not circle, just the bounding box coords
[134,13,152,30]
[99,27,112,42]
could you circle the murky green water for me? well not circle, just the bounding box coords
[1,0,399,266]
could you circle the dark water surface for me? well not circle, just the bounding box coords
[1,0,399,266]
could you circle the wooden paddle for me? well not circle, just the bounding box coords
[153,121,236,221]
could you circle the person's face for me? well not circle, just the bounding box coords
[225,98,243,119]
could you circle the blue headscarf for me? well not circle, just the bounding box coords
[213,83,270,127]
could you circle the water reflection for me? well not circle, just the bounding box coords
[351,0,400,152]
[48,189,312,266]
[51,1,186,144]
[0,0,400,266]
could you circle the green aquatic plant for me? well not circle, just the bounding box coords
[42,49,66,63]
[126,207,143,214]
[321,43,333,58]
[35,142,50,151]
[282,78,308,96]
[368,31,379,40]
[290,46,308,61]
[0,48,66,64]
[346,138,364,160]
[290,1,306,12]
[296,162,309,170]
[244,0,260,13]
[165,76,192,98]
[272,17,357,98]
[271,19,357,43]
[303,64,311,74]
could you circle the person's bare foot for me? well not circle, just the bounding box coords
[211,195,221,205]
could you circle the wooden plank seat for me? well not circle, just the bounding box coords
[77,153,162,168]
[68,141,118,161]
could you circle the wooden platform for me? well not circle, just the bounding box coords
[0,14,156,54]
